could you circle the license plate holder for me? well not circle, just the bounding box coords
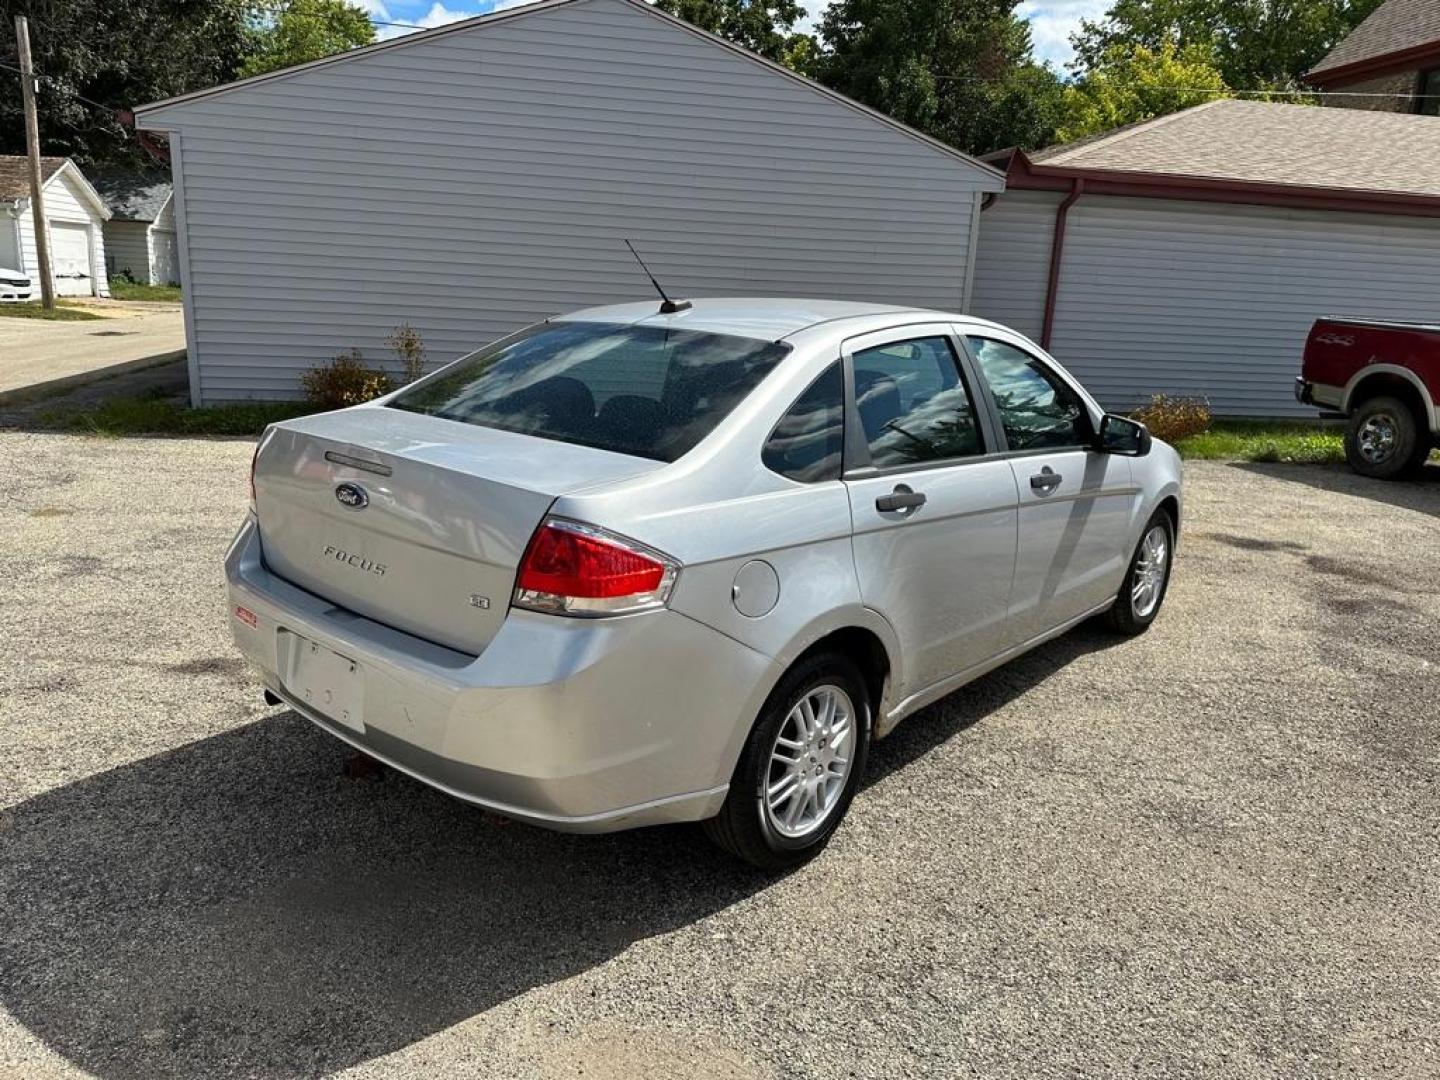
[285,634,365,733]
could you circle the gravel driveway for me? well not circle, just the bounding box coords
[1,432,1436,1079]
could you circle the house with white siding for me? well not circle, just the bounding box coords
[133,0,1004,407]
[0,156,111,298]
[92,172,179,286]
[974,99,1440,417]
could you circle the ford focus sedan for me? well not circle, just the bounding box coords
[228,299,1182,868]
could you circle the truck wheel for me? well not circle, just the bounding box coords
[1345,397,1425,479]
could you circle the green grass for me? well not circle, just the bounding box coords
[42,396,315,436]
[1174,421,1345,464]
[108,280,182,302]
[0,301,105,321]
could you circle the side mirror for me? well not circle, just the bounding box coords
[1097,414,1152,456]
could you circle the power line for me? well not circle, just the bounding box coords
[0,59,127,113]
[927,70,1440,98]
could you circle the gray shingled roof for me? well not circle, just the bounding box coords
[1029,99,1440,199]
[1310,0,1440,77]
[0,156,67,201]
[89,171,172,221]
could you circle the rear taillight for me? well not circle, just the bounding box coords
[513,518,678,617]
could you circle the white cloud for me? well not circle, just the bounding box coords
[373,0,546,40]
[1017,0,1111,70]
[353,0,391,17]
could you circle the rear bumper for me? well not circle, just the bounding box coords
[225,515,778,832]
[1295,377,1344,411]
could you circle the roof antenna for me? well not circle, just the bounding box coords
[624,239,691,314]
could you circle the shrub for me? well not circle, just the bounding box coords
[300,348,394,409]
[387,322,427,384]
[1131,394,1212,444]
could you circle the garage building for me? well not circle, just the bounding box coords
[0,156,111,299]
[92,172,179,286]
[135,0,1004,406]
[974,100,1440,417]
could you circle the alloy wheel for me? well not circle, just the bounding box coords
[764,684,856,839]
[1131,525,1169,619]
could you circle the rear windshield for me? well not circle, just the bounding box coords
[388,321,790,462]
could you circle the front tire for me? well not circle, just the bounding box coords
[1345,396,1426,479]
[1102,510,1175,635]
[703,652,870,870]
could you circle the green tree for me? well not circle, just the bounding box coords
[0,0,255,166]
[240,0,375,78]
[1057,40,1229,141]
[653,0,814,67]
[1071,0,1385,91]
[814,0,1066,155]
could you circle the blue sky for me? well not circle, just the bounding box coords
[364,0,1106,69]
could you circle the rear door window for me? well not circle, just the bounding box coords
[390,322,789,462]
[851,336,983,468]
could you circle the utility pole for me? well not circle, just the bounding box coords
[15,16,54,309]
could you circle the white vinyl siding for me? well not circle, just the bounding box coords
[12,170,109,298]
[138,0,1000,404]
[970,189,1060,341]
[972,192,1440,417]
[105,220,151,280]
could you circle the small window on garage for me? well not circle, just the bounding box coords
[1418,68,1440,117]
[763,362,845,482]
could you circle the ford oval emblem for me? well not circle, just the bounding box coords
[335,482,369,509]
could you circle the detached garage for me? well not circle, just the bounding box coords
[975,100,1440,417]
[135,0,1004,406]
[0,156,111,298]
[92,172,178,286]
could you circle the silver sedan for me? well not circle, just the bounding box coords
[228,298,1182,868]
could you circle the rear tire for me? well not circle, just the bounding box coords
[703,652,870,871]
[1102,509,1175,636]
[1345,396,1426,479]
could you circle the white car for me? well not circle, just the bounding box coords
[0,267,34,303]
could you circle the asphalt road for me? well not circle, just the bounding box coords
[1,432,1437,1079]
[0,304,184,400]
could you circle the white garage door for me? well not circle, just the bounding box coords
[151,228,178,286]
[50,222,95,297]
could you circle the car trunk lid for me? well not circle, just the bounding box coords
[253,406,662,654]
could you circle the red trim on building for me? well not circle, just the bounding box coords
[986,145,1440,357]
[1041,179,1082,349]
[1306,40,1440,88]
[997,149,1440,220]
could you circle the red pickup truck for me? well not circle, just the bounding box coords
[1296,317,1440,479]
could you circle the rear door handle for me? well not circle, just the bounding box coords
[1030,467,1062,492]
[875,485,927,512]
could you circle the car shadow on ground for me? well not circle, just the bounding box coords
[1229,460,1440,518]
[0,625,1121,1079]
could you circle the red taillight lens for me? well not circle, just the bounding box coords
[514,519,677,615]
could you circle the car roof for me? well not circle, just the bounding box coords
[552,297,946,341]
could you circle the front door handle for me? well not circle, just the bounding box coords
[1030,467,1062,492]
[875,484,927,512]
